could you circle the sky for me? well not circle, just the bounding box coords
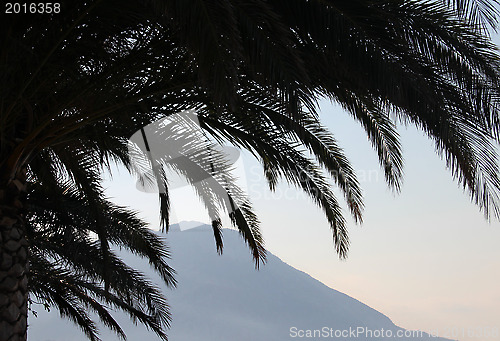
[99,22,500,341]
[103,97,500,341]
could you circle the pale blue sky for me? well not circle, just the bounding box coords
[104,98,500,341]
[102,26,500,341]
[249,101,500,340]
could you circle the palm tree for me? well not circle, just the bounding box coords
[2,0,500,340]
[26,179,175,341]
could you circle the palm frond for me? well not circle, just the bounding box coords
[26,172,173,340]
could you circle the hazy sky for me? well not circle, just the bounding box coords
[104,97,500,341]
[101,28,500,341]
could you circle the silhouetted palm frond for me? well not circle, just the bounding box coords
[27,179,174,341]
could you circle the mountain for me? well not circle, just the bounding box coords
[27,223,449,341]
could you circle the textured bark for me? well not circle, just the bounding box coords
[0,170,28,341]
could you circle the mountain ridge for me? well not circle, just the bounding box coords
[28,221,450,341]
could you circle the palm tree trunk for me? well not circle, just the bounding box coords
[0,170,28,341]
